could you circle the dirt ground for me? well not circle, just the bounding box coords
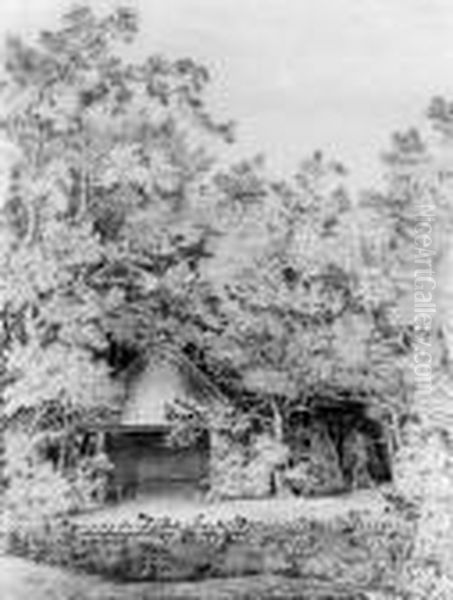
[75,488,390,527]
[0,556,390,600]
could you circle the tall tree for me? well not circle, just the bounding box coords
[0,5,232,514]
[198,153,387,441]
[365,117,453,597]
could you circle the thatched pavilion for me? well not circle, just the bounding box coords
[99,345,229,502]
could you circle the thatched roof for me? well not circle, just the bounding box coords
[117,344,229,430]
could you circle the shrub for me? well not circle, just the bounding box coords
[6,508,414,592]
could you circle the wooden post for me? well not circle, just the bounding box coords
[96,430,106,455]
[271,399,284,443]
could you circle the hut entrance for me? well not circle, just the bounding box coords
[284,400,392,495]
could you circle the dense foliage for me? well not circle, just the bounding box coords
[0,5,232,513]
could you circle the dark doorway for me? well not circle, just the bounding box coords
[105,429,210,502]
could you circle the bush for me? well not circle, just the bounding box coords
[6,509,414,592]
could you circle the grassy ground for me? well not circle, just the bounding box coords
[0,556,389,600]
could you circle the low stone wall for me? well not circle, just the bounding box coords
[6,509,414,592]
